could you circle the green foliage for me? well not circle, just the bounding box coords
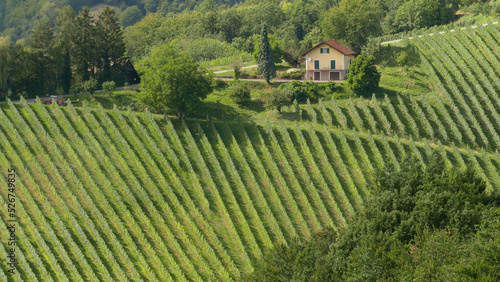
[257,26,277,84]
[81,77,99,97]
[396,50,408,68]
[95,6,126,83]
[279,80,318,103]
[252,34,284,64]
[230,83,251,105]
[261,88,292,113]
[321,0,382,52]
[346,53,381,92]
[102,81,116,97]
[72,7,95,82]
[247,229,337,281]
[248,156,500,281]
[137,44,213,115]
[120,6,143,28]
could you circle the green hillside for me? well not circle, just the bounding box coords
[0,91,499,280]
[2,14,500,282]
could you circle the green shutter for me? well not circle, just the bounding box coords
[331,60,336,69]
[314,60,319,69]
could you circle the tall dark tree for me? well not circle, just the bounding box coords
[0,38,10,98]
[54,5,76,94]
[27,18,56,96]
[96,6,126,83]
[257,26,276,84]
[73,7,96,82]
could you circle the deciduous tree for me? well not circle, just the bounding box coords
[137,44,213,115]
[346,53,381,92]
[321,0,382,52]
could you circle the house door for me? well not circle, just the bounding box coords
[330,71,340,81]
[314,72,321,80]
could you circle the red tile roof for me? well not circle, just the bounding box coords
[301,40,357,56]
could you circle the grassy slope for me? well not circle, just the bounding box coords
[0,99,498,280]
[1,23,500,281]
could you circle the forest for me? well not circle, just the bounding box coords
[1,0,498,101]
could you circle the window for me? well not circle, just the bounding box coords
[330,72,340,80]
[330,60,336,69]
[314,60,319,69]
[350,59,352,64]
[320,48,329,54]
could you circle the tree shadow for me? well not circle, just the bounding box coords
[357,86,399,100]
[376,44,421,68]
[192,100,253,121]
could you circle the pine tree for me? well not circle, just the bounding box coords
[54,5,76,94]
[95,6,125,83]
[73,7,96,82]
[28,17,56,96]
[257,26,276,84]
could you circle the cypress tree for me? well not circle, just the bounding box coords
[257,26,276,84]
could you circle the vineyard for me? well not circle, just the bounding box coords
[0,25,500,280]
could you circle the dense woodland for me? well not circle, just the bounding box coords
[1,0,498,101]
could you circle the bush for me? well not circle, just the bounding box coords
[279,80,319,103]
[213,79,227,89]
[286,68,302,74]
[240,70,250,78]
[230,83,251,105]
[279,71,291,78]
[325,80,336,94]
[290,72,304,80]
[346,53,381,92]
[102,81,116,97]
[81,77,99,98]
[261,88,292,113]
[303,81,319,101]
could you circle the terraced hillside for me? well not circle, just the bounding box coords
[2,24,500,280]
[0,96,499,280]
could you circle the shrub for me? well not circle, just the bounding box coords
[81,77,99,98]
[279,80,319,102]
[303,81,319,101]
[290,72,304,80]
[346,53,381,92]
[280,72,291,78]
[286,68,302,74]
[230,83,251,105]
[213,79,227,89]
[102,81,116,97]
[261,88,292,113]
[325,80,336,93]
[240,70,250,78]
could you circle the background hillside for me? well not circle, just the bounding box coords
[1,23,500,279]
[0,0,243,38]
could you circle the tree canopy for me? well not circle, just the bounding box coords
[137,44,213,115]
[346,53,381,92]
[321,0,382,52]
[247,155,500,281]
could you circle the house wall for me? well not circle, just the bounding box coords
[305,43,345,70]
[343,54,356,71]
[304,69,348,81]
